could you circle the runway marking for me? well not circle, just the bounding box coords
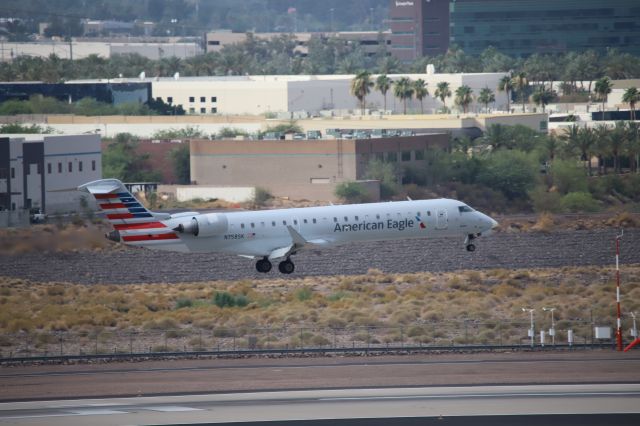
[67,408,128,415]
[140,405,203,412]
[318,391,640,402]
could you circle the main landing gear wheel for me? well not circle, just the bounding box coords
[278,259,295,274]
[256,257,272,273]
[466,243,476,252]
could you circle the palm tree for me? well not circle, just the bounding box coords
[454,85,473,114]
[624,121,640,173]
[413,79,428,113]
[393,77,414,114]
[477,87,495,113]
[530,87,556,113]
[562,125,595,175]
[498,74,514,112]
[594,124,611,175]
[350,70,374,115]
[622,87,639,121]
[375,74,392,112]
[609,121,628,173]
[434,81,452,112]
[594,76,613,118]
[511,72,528,113]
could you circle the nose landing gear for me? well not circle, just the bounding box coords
[464,234,477,252]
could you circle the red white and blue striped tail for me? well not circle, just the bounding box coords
[78,179,182,248]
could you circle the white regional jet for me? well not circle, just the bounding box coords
[79,179,498,274]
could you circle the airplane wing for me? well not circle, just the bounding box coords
[266,226,333,260]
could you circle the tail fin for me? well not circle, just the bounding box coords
[78,179,180,247]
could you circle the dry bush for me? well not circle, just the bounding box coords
[606,211,638,228]
[531,213,556,233]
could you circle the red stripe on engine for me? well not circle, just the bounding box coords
[100,203,126,209]
[114,222,166,230]
[122,233,179,242]
[94,193,119,199]
[107,213,135,220]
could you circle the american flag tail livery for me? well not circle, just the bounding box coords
[78,179,185,250]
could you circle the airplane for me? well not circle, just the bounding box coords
[79,179,499,274]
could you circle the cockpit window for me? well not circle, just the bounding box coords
[458,205,474,213]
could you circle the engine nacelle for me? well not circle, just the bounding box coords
[174,213,228,237]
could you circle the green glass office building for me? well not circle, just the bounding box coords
[449,0,640,56]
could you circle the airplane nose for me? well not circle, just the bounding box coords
[490,218,499,229]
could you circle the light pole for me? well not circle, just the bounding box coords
[631,312,638,340]
[522,308,535,348]
[543,307,556,346]
[615,229,624,351]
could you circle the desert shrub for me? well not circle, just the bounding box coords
[213,292,249,308]
[550,160,588,194]
[254,187,272,206]
[310,334,331,346]
[324,317,347,328]
[174,298,193,309]
[213,327,237,337]
[531,212,555,233]
[561,192,600,212]
[335,181,369,204]
[295,286,313,302]
[529,186,563,213]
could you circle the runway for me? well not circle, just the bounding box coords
[0,384,639,425]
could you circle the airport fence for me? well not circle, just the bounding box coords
[0,318,617,361]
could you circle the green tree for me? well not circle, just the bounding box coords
[434,81,452,112]
[550,159,588,194]
[364,159,400,199]
[152,125,205,139]
[0,123,55,134]
[511,72,529,113]
[102,133,162,182]
[350,70,374,114]
[530,87,556,113]
[498,74,514,112]
[393,77,414,114]
[476,150,537,199]
[334,181,369,204]
[477,87,495,113]
[454,85,473,114]
[622,87,639,121]
[561,125,595,175]
[375,74,392,112]
[594,76,613,116]
[167,144,190,184]
[413,79,428,113]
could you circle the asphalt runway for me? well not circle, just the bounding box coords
[0,384,639,425]
[2,351,640,401]
[1,229,639,283]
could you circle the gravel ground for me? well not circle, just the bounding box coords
[1,229,638,284]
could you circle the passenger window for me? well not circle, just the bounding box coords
[303,219,308,224]
[355,216,359,221]
[376,214,380,220]
[313,218,317,224]
[251,223,255,228]
[344,216,348,222]
[283,220,287,225]
[241,223,245,229]
[294,220,298,225]
[334,217,338,223]
[272,221,276,226]
[427,211,431,216]
[261,222,265,227]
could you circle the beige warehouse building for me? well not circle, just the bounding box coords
[190,134,449,201]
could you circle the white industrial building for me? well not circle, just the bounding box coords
[150,72,509,115]
[0,41,201,61]
[0,134,102,220]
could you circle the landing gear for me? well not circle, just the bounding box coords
[278,258,295,274]
[256,257,272,273]
[464,234,477,252]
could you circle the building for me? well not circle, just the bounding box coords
[189,134,449,201]
[150,72,508,115]
[0,40,201,62]
[388,0,640,61]
[389,0,450,60]
[0,81,151,105]
[0,134,102,215]
[204,30,391,57]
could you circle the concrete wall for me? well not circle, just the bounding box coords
[175,186,255,203]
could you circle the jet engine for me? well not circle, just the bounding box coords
[173,213,228,237]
